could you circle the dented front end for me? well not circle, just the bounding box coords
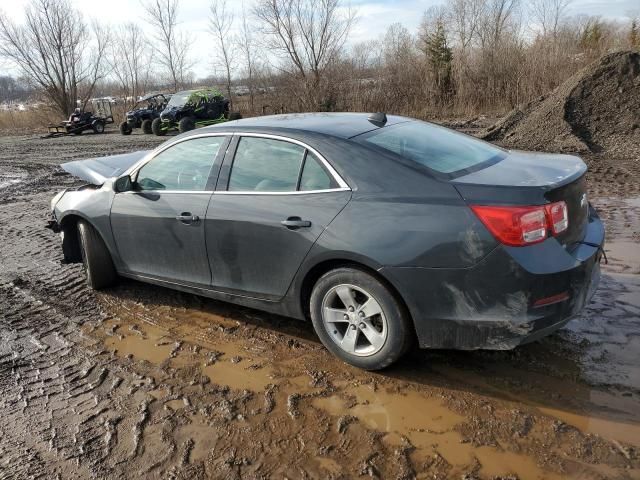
[380,205,605,350]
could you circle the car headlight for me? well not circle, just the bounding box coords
[50,189,67,212]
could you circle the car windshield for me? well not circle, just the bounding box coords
[167,92,192,108]
[358,121,506,175]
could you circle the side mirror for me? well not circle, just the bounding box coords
[114,175,133,193]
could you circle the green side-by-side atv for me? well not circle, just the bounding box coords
[151,88,241,136]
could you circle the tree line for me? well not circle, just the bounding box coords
[0,0,638,118]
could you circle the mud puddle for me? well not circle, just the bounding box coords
[0,169,27,189]
[311,385,569,480]
[98,304,280,392]
[606,241,640,273]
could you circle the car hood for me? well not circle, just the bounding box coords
[61,150,149,185]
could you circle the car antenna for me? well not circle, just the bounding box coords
[367,112,387,127]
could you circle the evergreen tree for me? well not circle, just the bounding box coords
[630,19,640,49]
[580,18,604,52]
[422,19,454,102]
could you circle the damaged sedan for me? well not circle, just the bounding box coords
[48,113,605,370]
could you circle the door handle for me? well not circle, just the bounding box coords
[176,212,200,225]
[281,216,311,229]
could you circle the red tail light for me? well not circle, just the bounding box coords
[471,201,568,247]
[545,201,568,234]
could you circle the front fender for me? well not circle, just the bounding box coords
[54,184,122,269]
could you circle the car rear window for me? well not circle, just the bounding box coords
[358,121,505,174]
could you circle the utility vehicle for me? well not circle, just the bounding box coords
[119,92,172,135]
[151,88,240,136]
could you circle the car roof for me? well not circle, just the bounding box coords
[201,112,411,139]
[174,88,222,95]
[140,92,170,101]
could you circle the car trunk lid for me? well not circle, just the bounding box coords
[453,150,589,246]
[61,150,149,185]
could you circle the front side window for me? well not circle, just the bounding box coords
[358,121,506,175]
[136,136,224,191]
[228,137,305,192]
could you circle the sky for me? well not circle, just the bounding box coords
[1,0,638,79]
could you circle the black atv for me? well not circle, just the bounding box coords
[151,88,241,136]
[45,99,114,138]
[119,92,172,135]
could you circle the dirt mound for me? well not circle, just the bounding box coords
[482,51,640,160]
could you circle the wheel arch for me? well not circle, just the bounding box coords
[58,213,83,263]
[58,213,114,265]
[298,258,415,333]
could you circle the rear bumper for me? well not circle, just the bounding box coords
[380,208,605,350]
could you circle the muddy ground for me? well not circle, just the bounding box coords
[0,129,639,480]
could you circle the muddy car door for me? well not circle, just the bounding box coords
[205,134,351,299]
[110,135,229,285]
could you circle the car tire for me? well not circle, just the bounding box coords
[151,118,165,136]
[141,119,153,134]
[77,220,117,290]
[119,121,132,135]
[310,267,413,370]
[92,121,105,134]
[178,116,196,133]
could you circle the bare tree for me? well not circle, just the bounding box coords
[209,0,235,103]
[109,23,154,107]
[448,0,485,52]
[479,0,521,48]
[254,0,356,109]
[236,3,259,113]
[142,0,191,91]
[381,23,422,114]
[530,0,572,37]
[0,0,109,116]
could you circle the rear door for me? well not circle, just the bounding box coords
[110,134,229,285]
[205,134,351,299]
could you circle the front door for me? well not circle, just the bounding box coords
[206,135,351,299]
[111,135,228,285]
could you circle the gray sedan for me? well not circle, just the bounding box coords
[49,113,604,370]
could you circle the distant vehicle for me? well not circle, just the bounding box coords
[48,113,604,370]
[45,99,114,138]
[232,85,250,96]
[119,92,172,135]
[151,88,240,136]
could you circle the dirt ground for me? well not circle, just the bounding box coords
[0,129,639,480]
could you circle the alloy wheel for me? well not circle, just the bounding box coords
[321,284,388,357]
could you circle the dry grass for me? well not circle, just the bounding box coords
[0,109,60,135]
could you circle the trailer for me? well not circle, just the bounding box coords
[44,99,114,138]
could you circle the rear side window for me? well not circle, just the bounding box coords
[359,121,505,174]
[300,152,338,191]
[137,136,224,191]
[228,137,305,192]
